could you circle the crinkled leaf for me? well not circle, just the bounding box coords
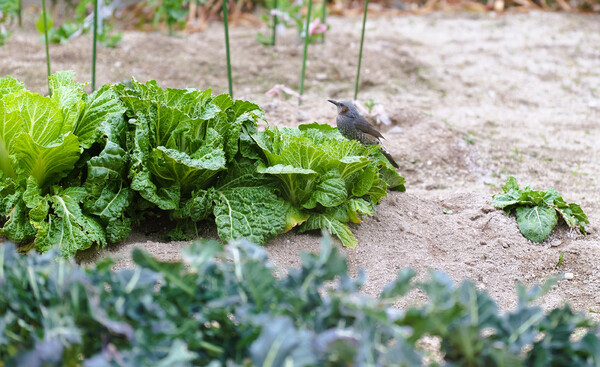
[11,91,66,145]
[231,99,263,121]
[0,173,21,215]
[211,93,233,112]
[75,85,126,148]
[116,78,212,118]
[148,146,225,192]
[49,71,86,131]
[379,164,406,192]
[302,169,347,209]
[502,175,519,192]
[131,169,180,210]
[299,213,357,248]
[0,75,25,97]
[0,99,22,178]
[104,217,132,243]
[13,132,81,187]
[0,196,36,242]
[37,187,106,257]
[284,206,310,232]
[366,176,388,204]
[346,198,375,223]
[336,155,371,180]
[174,188,212,222]
[217,159,273,190]
[84,185,131,229]
[298,122,342,139]
[494,176,588,240]
[23,177,48,223]
[257,163,318,206]
[515,205,558,243]
[212,187,289,245]
[352,165,376,197]
[83,141,132,243]
[554,197,589,235]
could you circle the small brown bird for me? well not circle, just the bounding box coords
[328,99,399,169]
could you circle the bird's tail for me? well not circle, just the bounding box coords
[379,145,399,169]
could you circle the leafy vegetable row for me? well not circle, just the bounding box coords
[1,236,598,365]
[0,72,404,256]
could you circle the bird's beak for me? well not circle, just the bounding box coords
[327,99,338,106]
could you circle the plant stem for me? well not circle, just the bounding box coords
[168,23,173,36]
[272,0,278,46]
[320,0,326,43]
[92,0,98,92]
[222,0,233,97]
[299,0,313,106]
[354,0,369,101]
[41,0,51,96]
[17,0,22,27]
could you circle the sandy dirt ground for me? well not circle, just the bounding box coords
[1,9,599,318]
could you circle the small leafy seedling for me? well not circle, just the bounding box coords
[492,176,589,243]
[556,251,564,267]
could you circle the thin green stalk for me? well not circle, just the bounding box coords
[92,0,98,92]
[223,0,233,97]
[299,0,313,105]
[354,0,369,100]
[17,0,22,27]
[41,0,51,96]
[320,0,326,43]
[272,0,278,46]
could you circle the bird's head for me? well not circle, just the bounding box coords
[328,99,358,117]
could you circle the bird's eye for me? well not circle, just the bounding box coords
[341,106,348,113]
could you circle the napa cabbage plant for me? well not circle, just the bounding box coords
[251,122,405,247]
[492,176,588,243]
[0,71,131,256]
[114,79,293,245]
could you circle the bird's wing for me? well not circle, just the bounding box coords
[353,115,385,139]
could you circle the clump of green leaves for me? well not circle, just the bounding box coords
[1,74,401,256]
[113,78,290,245]
[35,0,122,47]
[0,0,20,45]
[253,122,405,247]
[492,176,589,243]
[0,72,130,257]
[2,235,599,365]
[146,0,188,36]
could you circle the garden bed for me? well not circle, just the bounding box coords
[1,10,599,318]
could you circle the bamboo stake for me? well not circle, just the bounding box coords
[354,0,368,100]
[299,0,313,105]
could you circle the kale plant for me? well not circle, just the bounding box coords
[1,235,599,365]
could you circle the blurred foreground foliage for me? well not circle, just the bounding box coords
[1,234,599,366]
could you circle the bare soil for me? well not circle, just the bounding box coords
[1,9,599,318]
